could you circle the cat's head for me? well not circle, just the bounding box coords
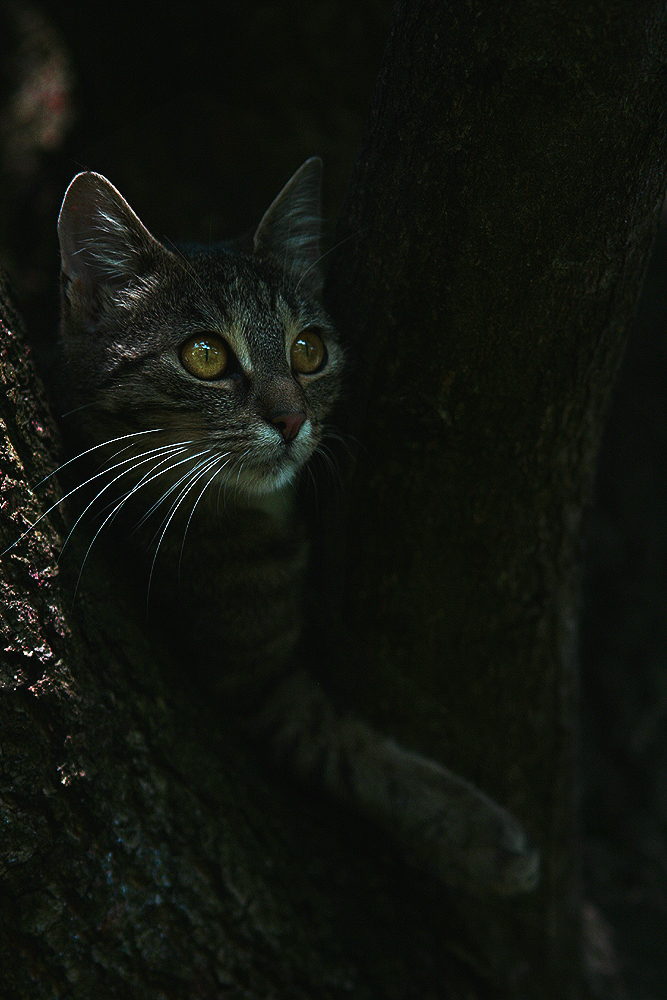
[56,158,343,500]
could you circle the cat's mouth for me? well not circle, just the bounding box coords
[216,435,315,497]
[201,419,318,498]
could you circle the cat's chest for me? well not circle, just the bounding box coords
[147,489,310,678]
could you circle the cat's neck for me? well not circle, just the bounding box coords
[224,485,296,533]
[206,483,296,534]
[176,479,300,554]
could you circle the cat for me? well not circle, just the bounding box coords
[48,157,539,895]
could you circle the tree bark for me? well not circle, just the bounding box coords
[2,2,667,998]
[324,1,667,995]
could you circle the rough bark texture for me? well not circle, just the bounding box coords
[324,1,667,995]
[1,1,667,998]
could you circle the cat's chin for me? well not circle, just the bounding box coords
[228,459,300,498]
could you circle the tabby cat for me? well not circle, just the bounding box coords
[50,158,538,894]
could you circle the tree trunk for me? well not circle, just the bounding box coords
[2,2,667,998]
[324,0,667,995]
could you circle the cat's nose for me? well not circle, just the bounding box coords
[271,411,306,442]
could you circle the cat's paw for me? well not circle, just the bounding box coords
[419,780,540,894]
[366,740,540,894]
[254,681,539,895]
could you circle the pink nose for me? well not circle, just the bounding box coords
[271,411,306,442]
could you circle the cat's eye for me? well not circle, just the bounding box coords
[290,329,325,374]
[180,335,228,380]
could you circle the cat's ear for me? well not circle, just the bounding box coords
[58,171,169,291]
[254,157,324,295]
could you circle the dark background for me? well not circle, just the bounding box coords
[580,215,667,997]
[1,3,666,996]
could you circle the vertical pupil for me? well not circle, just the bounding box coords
[290,331,323,373]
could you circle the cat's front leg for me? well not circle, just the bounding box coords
[250,669,539,894]
[340,732,540,894]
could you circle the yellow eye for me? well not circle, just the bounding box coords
[180,335,228,380]
[290,329,325,374]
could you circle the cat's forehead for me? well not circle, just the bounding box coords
[172,250,322,368]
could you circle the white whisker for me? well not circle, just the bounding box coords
[215,467,228,519]
[313,441,345,493]
[146,452,224,607]
[84,445,202,528]
[232,447,253,505]
[128,447,213,534]
[162,236,207,296]
[321,423,361,460]
[35,427,166,487]
[294,229,362,296]
[2,432,181,557]
[58,442,188,560]
[60,400,104,418]
[178,453,233,579]
[143,452,218,551]
[68,445,206,603]
[306,461,320,515]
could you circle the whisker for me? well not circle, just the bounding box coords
[313,443,344,493]
[2,433,181,557]
[232,447,252,505]
[69,446,207,605]
[306,460,320,516]
[128,447,213,534]
[215,465,228,518]
[162,236,207,296]
[146,453,223,608]
[34,427,166,488]
[60,400,104,418]
[321,423,362,460]
[178,453,233,580]
[143,452,218,551]
[294,228,365,296]
[58,443,189,560]
[79,444,202,528]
